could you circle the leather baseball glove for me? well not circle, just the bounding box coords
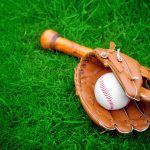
[40,30,150,133]
[75,42,150,133]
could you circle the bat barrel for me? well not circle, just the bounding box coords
[40,30,92,58]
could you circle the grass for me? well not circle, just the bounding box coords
[0,0,150,149]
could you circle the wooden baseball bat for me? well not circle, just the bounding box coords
[40,29,93,58]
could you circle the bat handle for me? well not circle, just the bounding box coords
[40,29,93,58]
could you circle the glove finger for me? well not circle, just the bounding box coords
[125,101,149,132]
[110,109,133,133]
[91,100,115,130]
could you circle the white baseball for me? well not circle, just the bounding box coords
[94,72,130,110]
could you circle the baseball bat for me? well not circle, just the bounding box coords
[40,29,93,58]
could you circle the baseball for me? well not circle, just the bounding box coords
[94,72,130,110]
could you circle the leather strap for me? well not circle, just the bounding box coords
[140,87,150,102]
[140,66,150,80]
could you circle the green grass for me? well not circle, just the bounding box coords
[0,0,150,149]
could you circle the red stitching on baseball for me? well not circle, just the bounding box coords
[100,76,114,109]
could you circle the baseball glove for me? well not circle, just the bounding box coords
[75,42,150,133]
[40,30,150,133]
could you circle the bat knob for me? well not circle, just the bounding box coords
[40,29,59,49]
